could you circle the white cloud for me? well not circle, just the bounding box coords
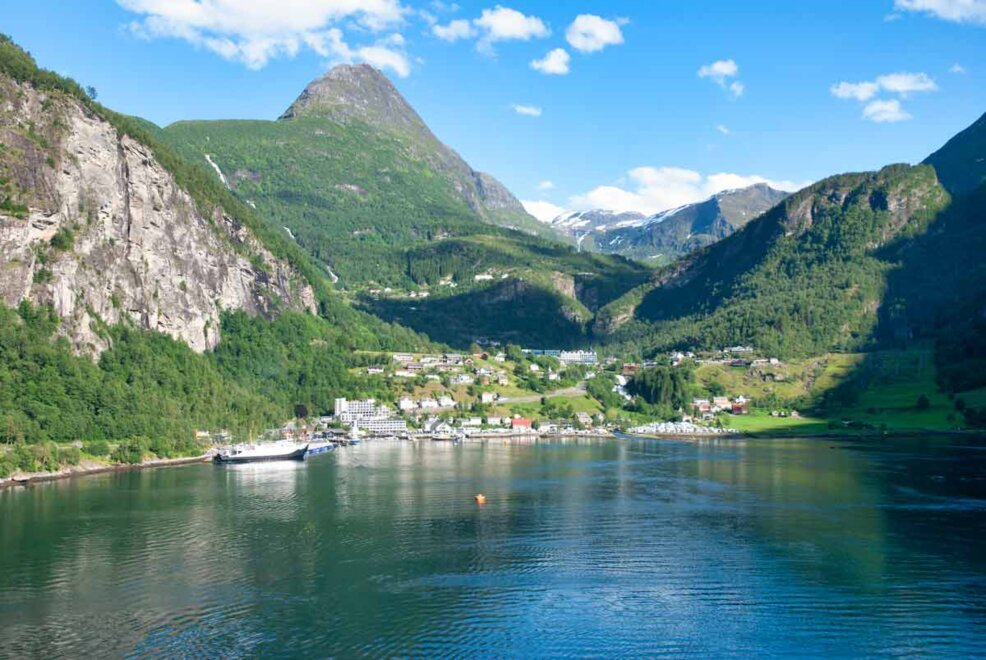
[830,81,879,101]
[698,59,738,84]
[715,124,731,135]
[875,71,938,95]
[511,103,542,117]
[950,63,967,73]
[522,199,567,223]
[862,99,912,123]
[570,166,807,215]
[432,18,473,41]
[303,29,411,77]
[474,5,549,52]
[894,0,986,24]
[537,180,555,190]
[565,14,626,53]
[698,59,744,97]
[831,71,937,122]
[530,48,570,75]
[118,0,408,69]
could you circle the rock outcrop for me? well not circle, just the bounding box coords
[0,76,316,355]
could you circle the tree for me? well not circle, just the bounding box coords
[85,85,97,100]
[916,394,931,410]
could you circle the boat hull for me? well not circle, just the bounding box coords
[213,445,309,464]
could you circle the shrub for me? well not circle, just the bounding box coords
[83,440,111,457]
[49,227,74,251]
[59,445,81,466]
[111,437,149,465]
[916,394,931,410]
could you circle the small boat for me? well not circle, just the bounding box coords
[213,442,309,464]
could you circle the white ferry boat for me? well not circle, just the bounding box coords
[213,441,309,464]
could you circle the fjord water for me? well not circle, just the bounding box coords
[2,438,985,656]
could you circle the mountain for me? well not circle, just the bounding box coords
[162,64,575,289]
[280,64,537,232]
[547,184,789,262]
[0,42,316,354]
[547,183,788,264]
[596,184,790,260]
[596,112,986,367]
[595,165,950,357]
[162,64,649,346]
[0,35,430,445]
[547,209,648,236]
[923,111,986,196]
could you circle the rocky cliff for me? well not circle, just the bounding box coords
[0,74,316,355]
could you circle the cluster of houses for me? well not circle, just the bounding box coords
[379,352,512,385]
[688,396,749,421]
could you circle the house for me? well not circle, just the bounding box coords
[731,402,749,415]
[438,395,456,408]
[494,353,507,363]
[511,417,533,431]
[712,396,731,411]
[450,374,475,386]
[622,363,639,376]
[480,391,499,404]
[367,366,385,375]
[486,416,504,426]
[529,363,541,372]
[474,273,494,281]
[460,417,483,427]
[497,375,510,386]
[575,412,593,427]
[393,369,415,378]
[392,353,414,363]
[398,397,417,412]
[547,372,560,381]
[692,398,711,413]
[419,398,440,410]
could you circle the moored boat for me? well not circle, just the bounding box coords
[213,442,309,464]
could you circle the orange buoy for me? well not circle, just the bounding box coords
[474,493,487,505]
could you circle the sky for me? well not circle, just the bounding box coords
[4,0,986,220]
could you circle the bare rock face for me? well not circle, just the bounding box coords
[0,78,316,355]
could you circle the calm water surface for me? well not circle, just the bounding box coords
[2,436,986,656]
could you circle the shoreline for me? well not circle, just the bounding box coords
[0,454,211,490]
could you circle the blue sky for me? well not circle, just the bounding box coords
[4,0,985,219]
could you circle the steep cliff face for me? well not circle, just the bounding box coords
[0,75,316,354]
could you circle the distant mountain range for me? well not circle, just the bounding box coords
[546,183,790,262]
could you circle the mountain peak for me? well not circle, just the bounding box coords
[924,110,986,196]
[279,63,430,138]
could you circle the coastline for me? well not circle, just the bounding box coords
[0,454,211,490]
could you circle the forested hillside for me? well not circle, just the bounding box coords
[596,164,950,357]
[0,35,433,450]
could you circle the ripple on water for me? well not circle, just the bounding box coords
[1,438,986,656]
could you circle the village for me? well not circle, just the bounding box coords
[219,343,803,447]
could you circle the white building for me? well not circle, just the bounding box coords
[450,374,475,386]
[357,418,407,435]
[398,397,417,412]
[480,391,499,404]
[335,398,382,422]
[558,350,598,365]
[419,398,440,410]
[438,395,456,408]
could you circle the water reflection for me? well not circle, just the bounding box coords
[1,437,984,656]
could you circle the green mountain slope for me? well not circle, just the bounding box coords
[596,164,950,357]
[161,64,650,346]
